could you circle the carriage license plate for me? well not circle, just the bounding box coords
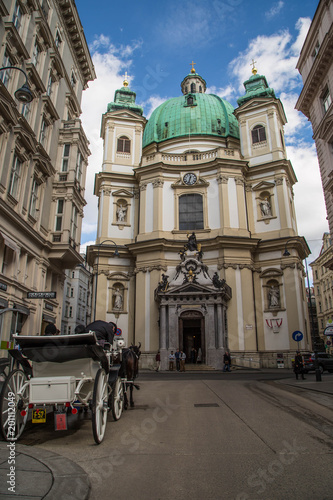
[32,408,46,423]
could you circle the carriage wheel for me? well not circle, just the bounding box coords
[92,369,108,444]
[0,369,29,441]
[111,376,124,421]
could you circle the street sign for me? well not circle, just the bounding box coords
[115,328,122,336]
[292,331,303,342]
[323,326,333,336]
[27,292,56,299]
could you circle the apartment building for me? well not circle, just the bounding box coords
[62,255,92,335]
[0,0,95,347]
[296,0,333,266]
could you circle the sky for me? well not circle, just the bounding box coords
[77,0,327,266]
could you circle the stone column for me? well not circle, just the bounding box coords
[159,304,168,370]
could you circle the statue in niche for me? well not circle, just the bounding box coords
[117,204,127,222]
[113,288,123,309]
[212,272,226,289]
[260,198,272,217]
[268,285,280,308]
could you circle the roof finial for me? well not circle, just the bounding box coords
[190,61,196,74]
[250,59,257,75]
[123,71,129,87]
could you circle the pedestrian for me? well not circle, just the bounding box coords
[169,351,175,371]
[180,350,186,372]
[223,351,231,372]
[197,347,202,364]
[44,323,60,335]
[155,350,161,372]
[175,348,180,371]
[191,347,196,363]
[294,351,306,380]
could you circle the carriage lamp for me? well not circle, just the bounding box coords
[283,238,322,382]
[0,66,34,103]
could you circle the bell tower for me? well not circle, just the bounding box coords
[234,63,288,167]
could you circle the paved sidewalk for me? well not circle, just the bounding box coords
[0,442,90,499]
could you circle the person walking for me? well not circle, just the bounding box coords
[197,347,202,364]
[155,351,161,372]
[294,351,306,380]
[180,350,186,372]
[175,348,180,371]
[169,351,175,371]
[223,351,231,372]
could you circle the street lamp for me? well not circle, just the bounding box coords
[93,240,120,321]
[0,66,33,103]
[283,238,322,382]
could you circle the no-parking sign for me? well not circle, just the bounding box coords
[115,328,122,336]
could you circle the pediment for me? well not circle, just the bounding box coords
[260,268,283,279]
[165,282,216,295]
[110,109,142,121]
[238,97,275,111]
[252,181,275,191]
[112,188,134,198]
[107,271,129,281]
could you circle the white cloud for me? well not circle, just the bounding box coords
[81,39,141,244]
[265,1,284,20]
[229,18,327,261]
[141,95,168,119]
[206,84,236,101]
[80,240,96,255]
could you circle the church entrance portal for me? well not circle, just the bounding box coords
[179,317,204,364]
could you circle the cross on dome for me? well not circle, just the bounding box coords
[190,61,196,74]
[250,59,257,75]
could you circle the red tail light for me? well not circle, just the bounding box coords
[72,408,78,414]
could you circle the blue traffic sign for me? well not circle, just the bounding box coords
[292,331,303,342]
[115,328,122,336]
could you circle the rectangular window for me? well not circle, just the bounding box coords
[55,199,64,231]
[179,194,204,230]
[31,42,40,66]
[29,179,38,218]
[62,144,70,172]
[46,74,53,96]
[69,306,73,318]
[55,30,61,48]
[322,87,332,113]
[21,101,31,120]
[71,71,76,88]
[312,40,320,59]
[8,155,22,199]
[39,119,47,147]
[252,125,266,144]
[12,2,22,32]
[1,53,13,87]
[70,205,78,241]
[41,0,50,19]
[75,150,83,182]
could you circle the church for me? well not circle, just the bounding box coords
[87,63,311,370]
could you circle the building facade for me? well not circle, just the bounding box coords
[311,232,333,352]
[61,255,92,335]
[87,66,311,370]
[0,0,95,349]
[296,0,333,265]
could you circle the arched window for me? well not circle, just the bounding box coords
[191,83,196,93]
[117,136,130,153]
[251,125,266,144]
[179,194,203,230]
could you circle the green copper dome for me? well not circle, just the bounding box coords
[142,93,240,149]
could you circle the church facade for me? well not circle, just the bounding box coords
[87,66,311,369]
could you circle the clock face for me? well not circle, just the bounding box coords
[183,173,197,185]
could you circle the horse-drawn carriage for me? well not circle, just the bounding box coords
[0,332,139,444]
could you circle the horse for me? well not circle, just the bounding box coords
[120,342,141,409]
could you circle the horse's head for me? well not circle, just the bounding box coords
[130,342,141,358]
